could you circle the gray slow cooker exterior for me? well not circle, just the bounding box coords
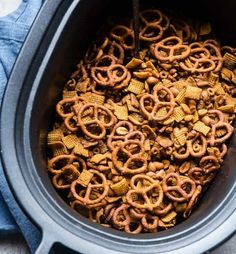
[0,0,236,253]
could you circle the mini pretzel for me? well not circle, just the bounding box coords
[153,36,190,62]
[183,185,202,218]
[112,205,142,233]
[139,24,164,42]
[108,41,125,64]
[219,143,228,158]
[107,121,134,150]
[179,47,216,73]
[52,164,80,189]
[112,140,147,174]
[78,103,116,139]
[140,85,175,121]
[208,122,234,146]
[199,155,220,174]
[154,201,173,216]
[129,207,146,219]
[126,182,163,211]
[205,109,225,125]
[110,25,134,50]
[188,167,215,186]
[91,55,117,86]
[71,169,109,205]
[56,97,83,118]
[48,154,87,174]
[170,18,193,42]
[130,174,155,190]
[141,214,159,232]
[107,122,145,150]
[107,64,131,89]
[173,145,190,160]
[125,221,143,234]
[187,134,207,158]
[162,173,196,202]
[91,59,131,89]
[112,204,131,228]
[139,9,163,25]
[56,97,85,132]
[203,41,223,72]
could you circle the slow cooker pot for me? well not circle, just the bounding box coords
[1,0,236,253]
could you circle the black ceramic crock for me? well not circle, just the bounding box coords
[0,0,236,253]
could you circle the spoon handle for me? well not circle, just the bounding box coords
[132,0,140,57]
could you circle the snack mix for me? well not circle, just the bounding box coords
[47,9,236,233]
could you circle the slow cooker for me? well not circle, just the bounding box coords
[1,0,236,253]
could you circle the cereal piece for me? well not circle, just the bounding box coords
[90,154,108,164]
[193,121,211,136]
[91,93,105,105]
[161,211,177,223]
[208,72,219,86]
[105,196,122,203]
[81,92,105,105]
[114,104,128,120]
[126,100,139,113]
[218,104,235,113]
[172,80,188,91]
[216,128,227,138]
[173,106,185,122]
[221,68,233,82]
[162,115,175,125]
[133,71,150,79]
[48,141,68,156]
[156,107,168,119]
[192,111,199,123]
[174,129,187,146]
[199,22,211,35]
[213,83,225,95]
[225,95,236,107]
[128,113,145,125]
[63,90,77,99]
[175,88,186,105]
[73,143,89,157]
[146,60,156,70]
[144,139,151,151]
[62,135,79,149]
[111,178,129,196]
[77,170,94,187]
[126,58,143,69]
[47,132,62,143]
[223,52,236,70]
[159,220,175,228]
[76,78,90,93]
[127,79,145,95]
[185,86,202,100]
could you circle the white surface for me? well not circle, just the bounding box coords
[0,0,22,17]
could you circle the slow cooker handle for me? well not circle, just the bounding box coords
[35,232,55,254]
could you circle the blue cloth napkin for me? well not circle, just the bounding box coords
[0,0,42,252]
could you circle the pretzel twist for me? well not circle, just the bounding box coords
[153,36,190,62]
[140,85,175,121]
[162,173,196,202]
[78,103,116,139]
[71,170,109,205]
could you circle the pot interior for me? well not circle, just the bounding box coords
[18,0,236,252]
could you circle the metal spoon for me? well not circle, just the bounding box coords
[132,0,140,57]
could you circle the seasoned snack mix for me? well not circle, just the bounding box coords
[47,8,236,233]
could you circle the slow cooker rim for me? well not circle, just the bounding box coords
[0,0,236,253]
